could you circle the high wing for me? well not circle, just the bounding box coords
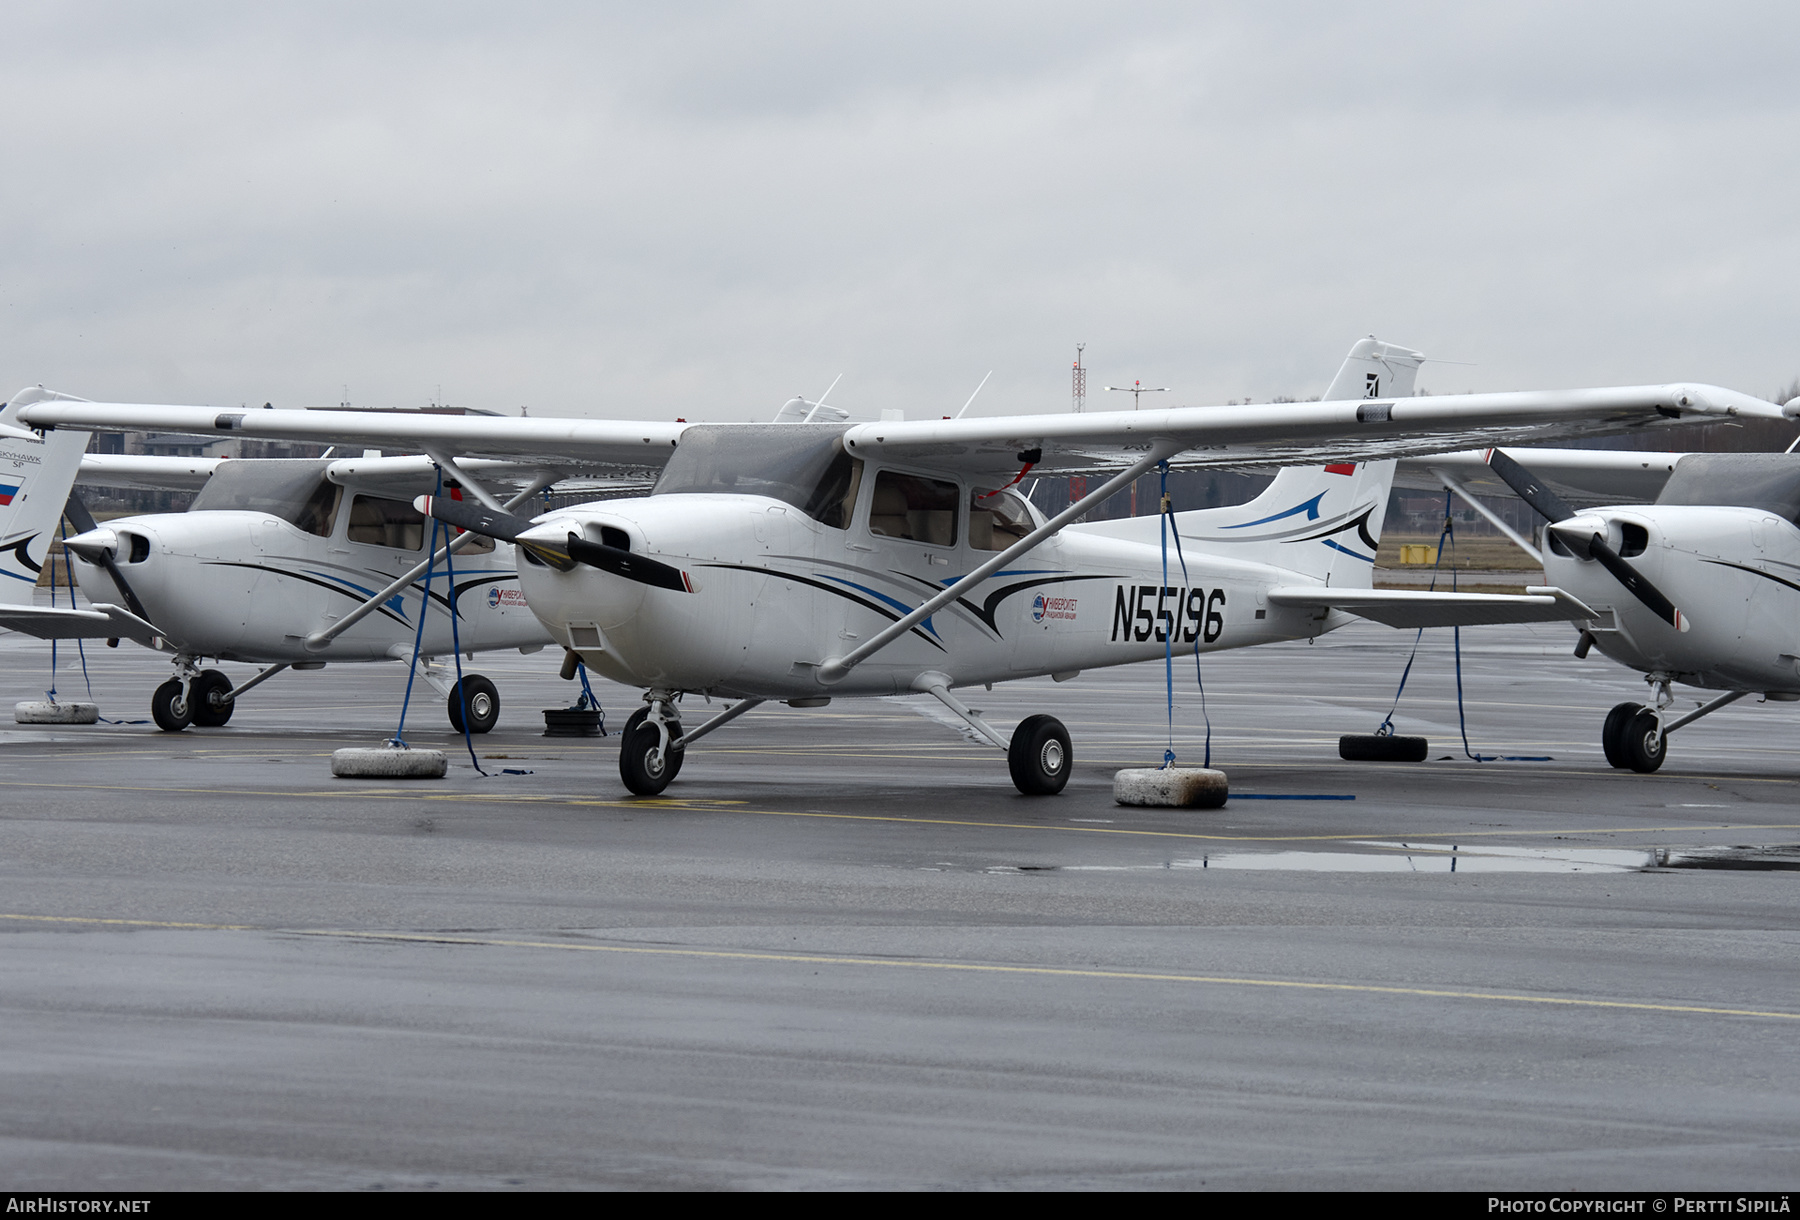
[22,399,684,473]
[78,454,224,492]
[77,451,653,499]
[18,384,1785,482]
[1265,585,1599,629]
[1394,447,1683,507]
[838,387,1781,480]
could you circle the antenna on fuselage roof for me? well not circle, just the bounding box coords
[801,373,845,423]
[954,371,993,420]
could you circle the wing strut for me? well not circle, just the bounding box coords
[302,468,559,651]
[1430,467,1543,564]
[817,441,1183,683]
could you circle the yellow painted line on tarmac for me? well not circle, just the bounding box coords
[1,913,258,930]
[6,912,1793,1022]
[1,778,1797,843]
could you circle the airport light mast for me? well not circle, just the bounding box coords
[1105,379,1168,410]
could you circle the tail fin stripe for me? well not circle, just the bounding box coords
[1221,492,1325,529]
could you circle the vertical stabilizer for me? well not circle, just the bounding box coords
[1165,458,1397,587]
[0,389,93,605]
[1321,337,1425,403]
[1067,458,1398,586]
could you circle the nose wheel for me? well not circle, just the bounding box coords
[1602,700,1665,772]
[190,669,235,727]
[151,678,192,732]
[619,704,684,795]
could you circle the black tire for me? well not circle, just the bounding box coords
[447,674,500,734]
[1601,702,1641,769]
[151,678,192,733]
[1008,713,1071,796]
[1339,734,1429,762]
[189,669,235,727]
[619,707,684,795]
[1621,708,1667,773]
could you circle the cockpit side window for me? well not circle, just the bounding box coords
[869,471,958,546]
[293,481,342,538]
[803,450,864,530]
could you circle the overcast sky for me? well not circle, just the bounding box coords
[2,2,1795,421]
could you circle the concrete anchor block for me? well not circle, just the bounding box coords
[15,701,100,725]
[1113,766,1228,808]
[331,746,448,779]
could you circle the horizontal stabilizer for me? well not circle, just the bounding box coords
[1266,585,1597,629]
[0,602,165,646]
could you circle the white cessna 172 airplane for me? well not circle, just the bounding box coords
[1403,441,1800,773]
[17,339,1788,795]
[0,391,600,733]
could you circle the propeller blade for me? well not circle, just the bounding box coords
[1485,447,1576,523]
[415,494,574,571]
[63,491,99,535]
[565,533,691,593]
[1489,451,1688,630]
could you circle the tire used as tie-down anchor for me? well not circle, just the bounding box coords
[1339,733,1429,762]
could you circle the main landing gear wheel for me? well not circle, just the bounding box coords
[151,679,192,733]
[1601,701,1642,769]
[189,669,235,727]
[1339,733,1429,762]
[1008,713,1071,796]
[619,706,684,795]
[1620,706,1667,773]
[447,674,500,734]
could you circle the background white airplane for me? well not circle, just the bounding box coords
[1401,442,1800,772]
[0,391,631,732]
[19,339,1787,793]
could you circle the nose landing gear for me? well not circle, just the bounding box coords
[619,696,684,795]
[1601,679,1754,773]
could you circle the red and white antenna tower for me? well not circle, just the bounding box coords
[1072,344,1086,413]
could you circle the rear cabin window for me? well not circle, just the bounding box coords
[969,488,1034,551]
[347,495,425,551]
[869,471,958,547]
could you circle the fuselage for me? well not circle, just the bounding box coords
[69,508,548,664]
[517,490,1337,699]
[1542,504,1800,692]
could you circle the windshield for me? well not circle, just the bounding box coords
[188,459,338,528]
[1657,454,1800,523]
[654,425,857,522]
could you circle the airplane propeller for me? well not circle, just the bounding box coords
[415,494,690,590]
[1484,448,1686,631]
[61,492,155,623]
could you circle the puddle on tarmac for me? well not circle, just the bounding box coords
[997,842,1800,874]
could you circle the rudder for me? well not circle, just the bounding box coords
[0,388,93,606]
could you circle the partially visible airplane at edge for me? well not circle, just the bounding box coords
[1398,436,1800,773]
[0,397,647,732]
[13,338,1789,795]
